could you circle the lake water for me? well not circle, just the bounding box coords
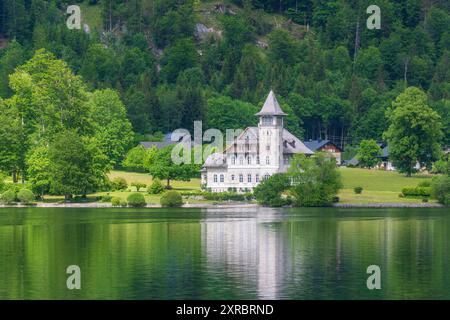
[0,207,449,300]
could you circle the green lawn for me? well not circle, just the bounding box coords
[338,167,435,203]
[3,168,438,205]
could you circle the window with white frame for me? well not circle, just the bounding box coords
[247,174,252,182]
[231,174,235,181]
[239,174,243,182]
[266,156,270,165]
[256,174,259,182]
[231,156,236,165]
[247,156,251,164]
[220,174,224,182]
[214,174,218,182]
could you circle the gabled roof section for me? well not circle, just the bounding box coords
[255,90,287,116]
[304,140,343,152]
[283,130,314,155]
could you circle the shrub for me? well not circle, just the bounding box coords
[17,189,35,204]
[402,186,432,197]
[418,181,431,188]
[112,177,128,191]
[431,176,450,206]
[332,196,340,203]
[131,182,147,192]
[422,198,429,203]
[111,197,121,207]
[148,179,165,194]
[120,199,128,207]
[0,190,16,204]
[127,193,147,207]
[160,191,183,207]
[288,153,342,207]
[253,173,290,206]
[354,187,363,194]
[100,194,113,202]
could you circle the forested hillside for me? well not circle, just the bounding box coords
[1,0,449,149]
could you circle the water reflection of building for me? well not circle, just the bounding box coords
[201,208,292,299]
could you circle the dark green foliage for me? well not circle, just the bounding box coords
[0,0,449,187]
[126,192,146,207]
[354,187,363,194]
[160,190,183,207]
[17,189,35,204]
[431,176,450,205]
[254,173,291,207]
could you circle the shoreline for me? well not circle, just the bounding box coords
[0,202,444,209]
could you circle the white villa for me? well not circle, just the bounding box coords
[201,91,314,192]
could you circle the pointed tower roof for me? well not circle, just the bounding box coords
[255,90,287,116]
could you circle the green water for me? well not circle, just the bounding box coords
[0,207,449,300]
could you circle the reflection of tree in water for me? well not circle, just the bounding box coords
[0,208,449,299]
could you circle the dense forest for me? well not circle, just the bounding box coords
[0,0,449,150]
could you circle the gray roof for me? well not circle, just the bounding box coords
[203,127,313,167]
[380,145,389,158]
[282,130,314,155]
[255,90,287,116]
[140,132,191,149]
[304,139,342,152]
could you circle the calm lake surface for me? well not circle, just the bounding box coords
[0,207,449,300]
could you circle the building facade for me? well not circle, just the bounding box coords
[304,140,343,165]
[201,91,314,192]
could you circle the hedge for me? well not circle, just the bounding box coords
[401,187,432,197]
[127,193,147,207]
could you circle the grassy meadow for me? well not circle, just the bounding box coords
[5,168,437,205]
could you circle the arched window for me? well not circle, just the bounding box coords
[231,174,235,181]
[213,174,218,182]
[264,173,270,181]
[239,156,244,165]
[220,174,224,183]
[239,174,244,182]
[266,145,270,151]
[256,156,260,164]
[247,174,252,182]
[266,156,270,165]
[231,156,236,165]
[255,174,259,182]
[247,156,252,165]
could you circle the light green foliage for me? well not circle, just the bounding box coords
[147,145,200,188]
[111,197,121,207]
[254,173,291,207]
[288,153,343,207]
[0,190,16,204]
[88,89,134,167]
[122,146,157,172]
[131,182,147,192]
[26,146,51,198]
[148,179,165,194]
[160,190,183,207]
[384,87,443,176]
[17,189,35,204]
[126,192,146,207]
[431,176,450,206]
[357,140,382,169]
[111,177,128,191]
